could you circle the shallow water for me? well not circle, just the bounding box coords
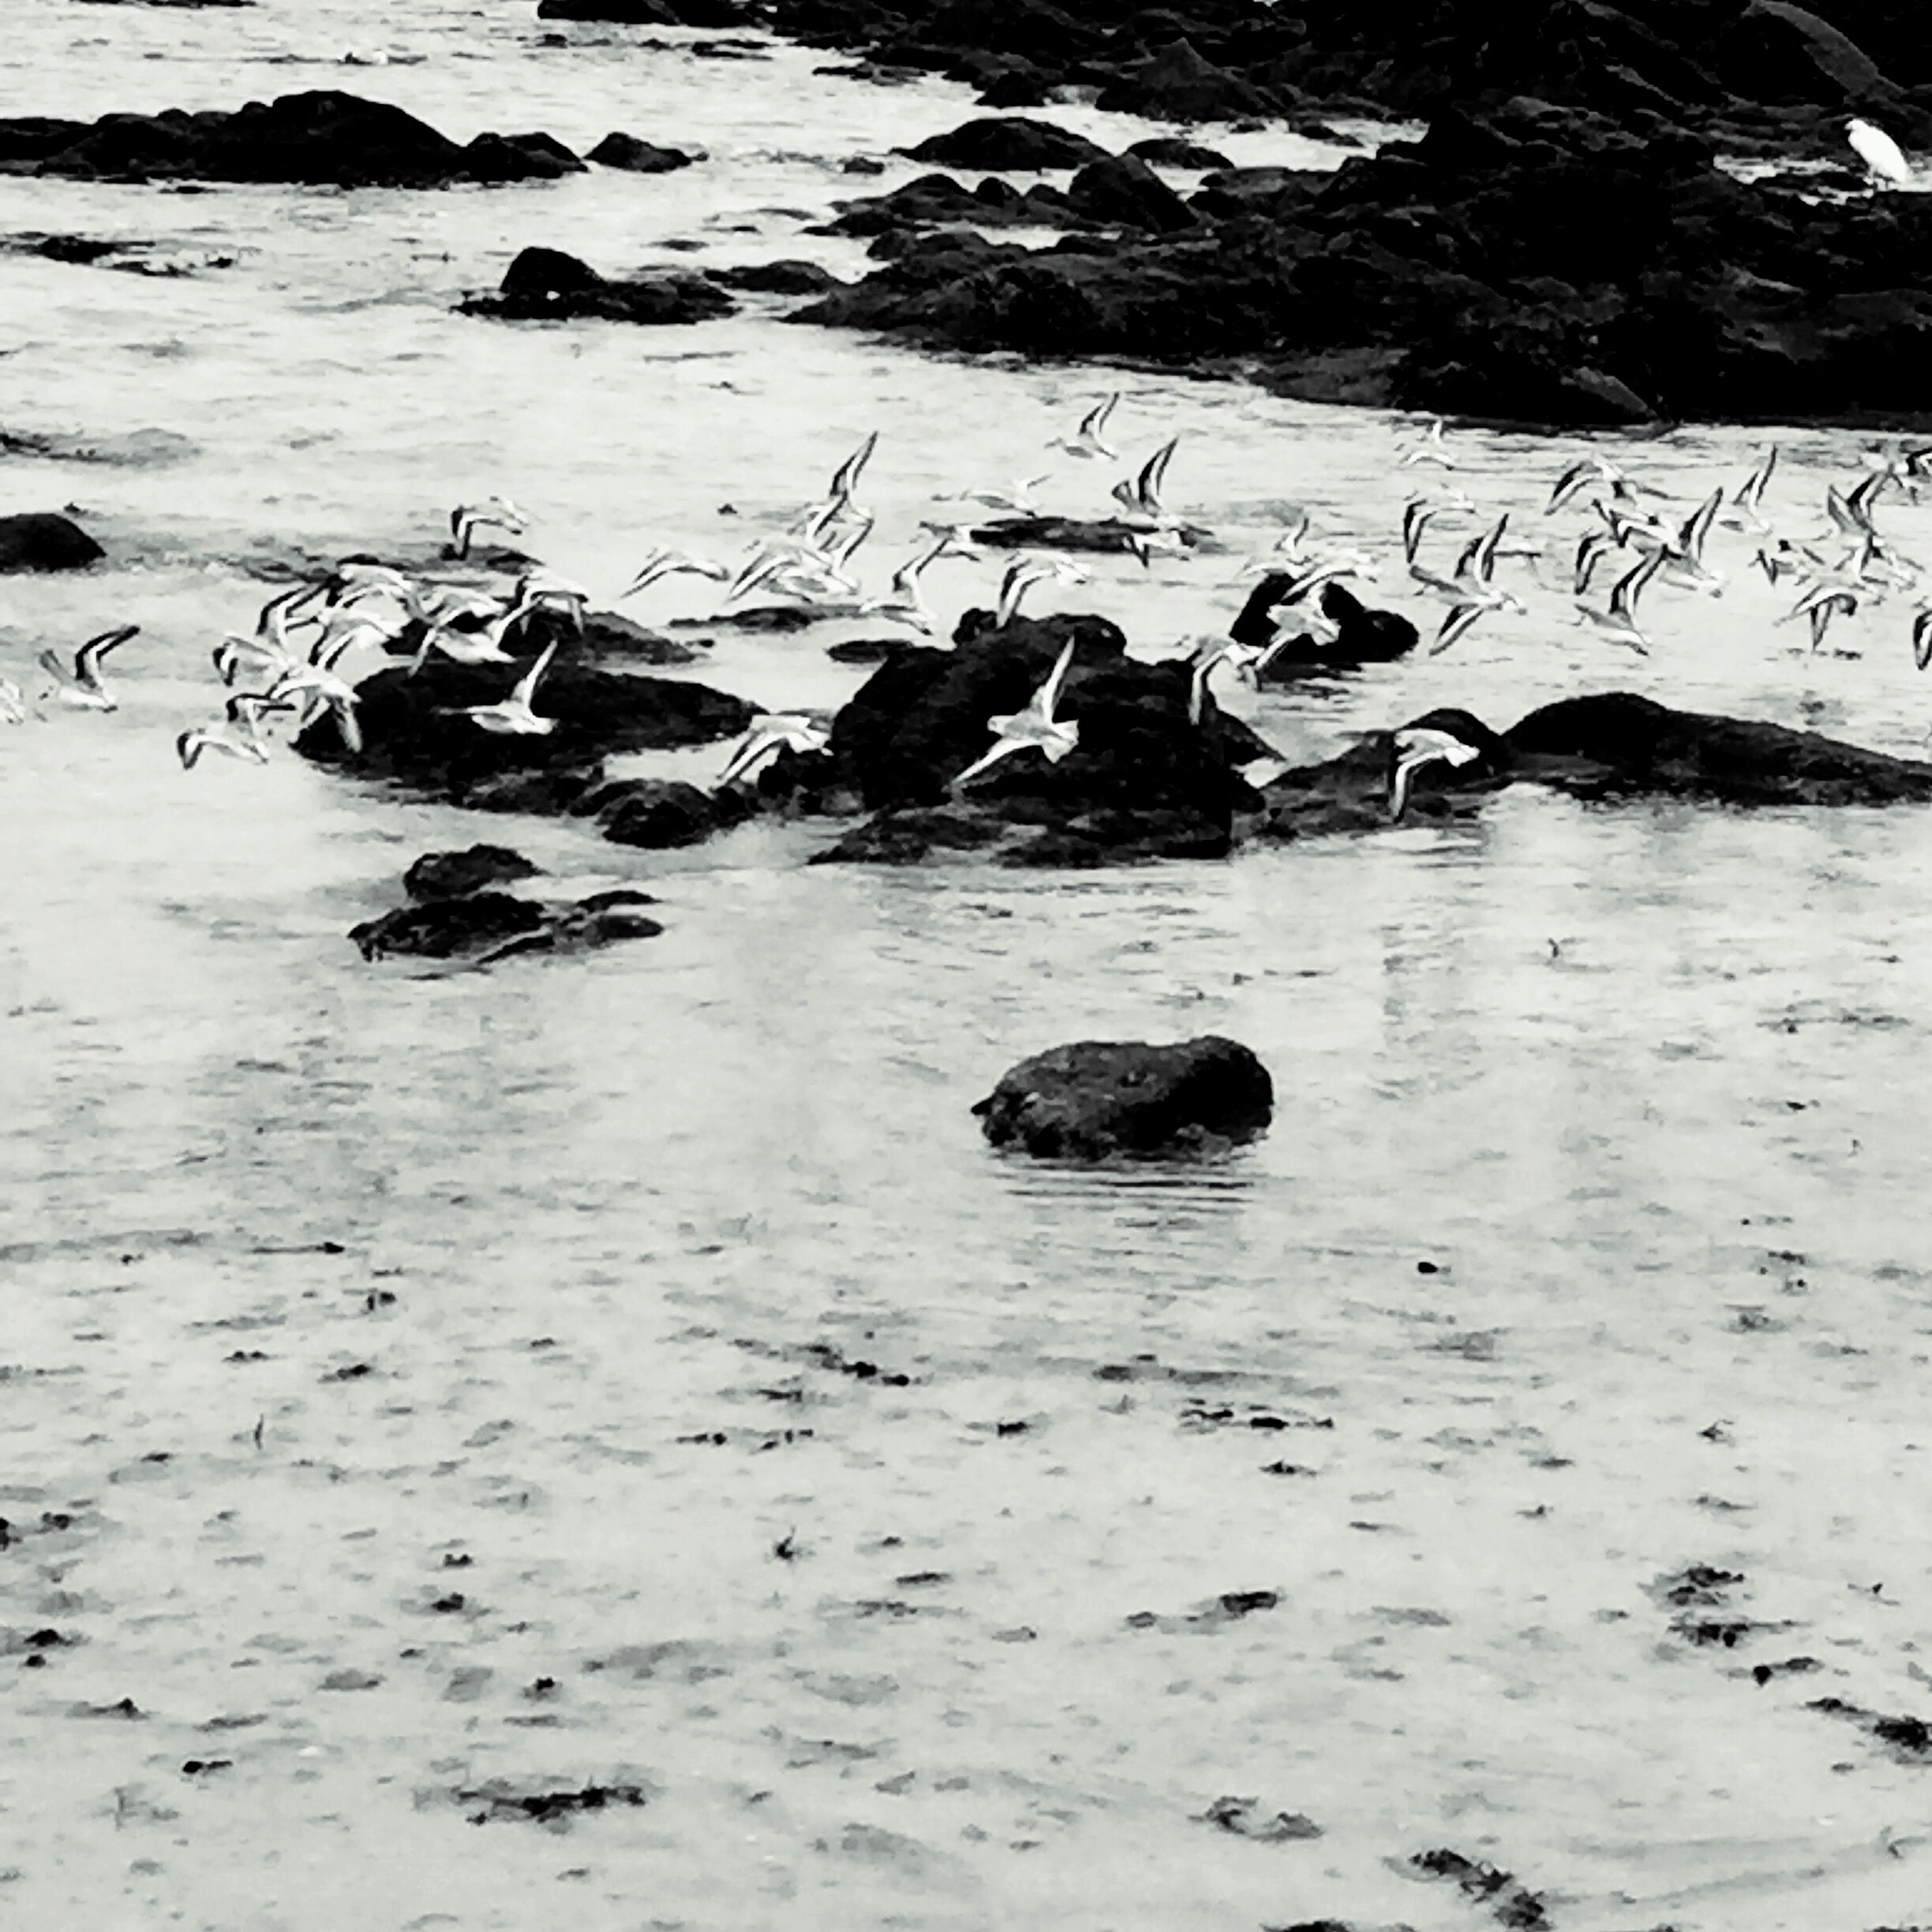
[8,3,1932,1928]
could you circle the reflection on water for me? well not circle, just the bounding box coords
[8,2,1932,1927]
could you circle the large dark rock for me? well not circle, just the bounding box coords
[1260,691,1932,840]
[1716,2,1901,107]
[460,247,736,324]
[973,1035,1275,1159]
[901,116,1110,170]
[1065,152,1199,231]
[2,92,580,187]
[806,609,1274,865]
[0,511,103,571]
[294,653,757,808]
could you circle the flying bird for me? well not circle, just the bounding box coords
[1049,391,1121,461]
[39,623,139,711]
[953,639,1080,788]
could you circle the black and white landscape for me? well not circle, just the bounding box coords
[7,2,1932,1927]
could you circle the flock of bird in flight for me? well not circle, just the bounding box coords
[7,386,1932,796]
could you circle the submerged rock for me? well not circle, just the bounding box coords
[588,131,702,173]
[973,1035,1275,1159]
[2,91,581,188]
[459,246,736,324]
[350,886,663,965]
[0,511,103,571]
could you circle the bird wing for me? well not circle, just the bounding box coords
[1609,550,1663,620]
[1736,446,1777,509]
[1914,608,1932,672]
[1402,500,1436,562]
[829,431,878,505]
[512,639,560,710]
[1678,488,1722,564]
[1081,392,1119,440]
[1547,461,1594,513]
[1037,639,1076,721]
[1430,605,1481,654]
[76,624,139,681]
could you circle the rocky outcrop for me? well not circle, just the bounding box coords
[1260,691,1932,839]
[459,247,736,324]
[973,1035,1275,1159]
[794,95,1932,426]
[0,511,103,571]
[803,609,1276,866]
[764,0,1930,125]
[0,92,582,188]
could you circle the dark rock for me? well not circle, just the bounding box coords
[794,88,1932,425]
[1243,579,1420,677]
[6,91,578,188]
[826,637,908,663]
[350,893,546,962]
[807,609,1271,864]
[972,1035,1274,1159]
[814,171,1073,239]
[1094,38,1289,122]
[1065,152,1198,231]
[1260,691,1932,840]
[539,0,749,18]
[0,511,103,571]
[353,888,662,964]
[1129,135,1234,169]
[575,607,707,665]
[1717,2,1900,107]
[460,247,736,324]
[0,119,92,164]
[968,515,1206,554]
[593,777,754,847]
[588,131,701,172]
[403,845,542,900]
[841,155,887,174]
[462,131,586,182]
[294,653,757,806]
[901,115,1110,171]
[705,258,844,294]
[1411,1848,1549,1931]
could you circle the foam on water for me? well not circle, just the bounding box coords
[7,2,1932,1927]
